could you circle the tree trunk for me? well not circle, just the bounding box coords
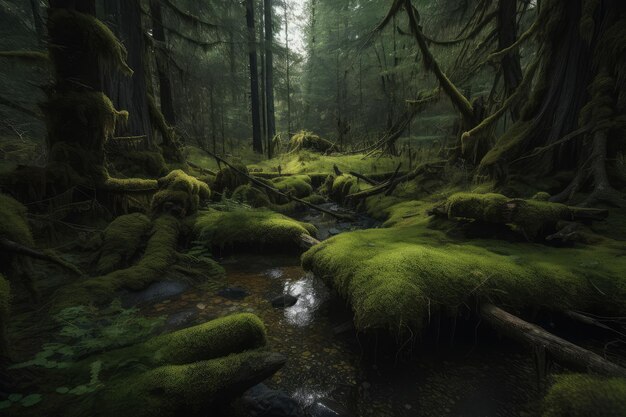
[284,3,292,135]
[497,0,523,121]
[264,0,276,150]
[246,0,263,154]
[102,0,152,147]
[29,0,45,46]
[150,0,177,126]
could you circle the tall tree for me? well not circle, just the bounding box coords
[149,0,177,126]
[246,0,263,153]
[264,0,276,156]
[284,2,292,135]
[29,0,45,45]
[497,0,523,121]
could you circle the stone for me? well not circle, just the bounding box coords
[271,293,299,308]
[217,287,249,300]
[241,384,303,417]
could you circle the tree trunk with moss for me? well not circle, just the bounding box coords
[246,0,264,154]
[102,0,152,147]
[497,0,523,121]
[480,0,626,206]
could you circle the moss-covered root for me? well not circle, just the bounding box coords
[543,374,626,417]
[53,215,180,310]
[98,350,285,417]
[0,274,9,358]
[96,213,152,274]
[151,170,211,217]
[194,208,316,252]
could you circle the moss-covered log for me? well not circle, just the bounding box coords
[543,374,626,417]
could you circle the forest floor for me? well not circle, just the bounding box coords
[2,139,626,416]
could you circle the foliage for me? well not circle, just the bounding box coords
[543,374,626,417]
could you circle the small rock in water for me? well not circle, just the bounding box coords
[121,281,188,307]
[196,303,206,310]
[217,287,249,300]
[271,293,299,308]
[329,228,341,235]
[241,384,303,417]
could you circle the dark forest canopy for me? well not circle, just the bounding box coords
[0,0,625,416]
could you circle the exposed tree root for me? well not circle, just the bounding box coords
[0,237,83,276]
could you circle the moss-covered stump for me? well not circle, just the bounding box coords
[214,164,250,196]
[0,274,9,358]
[321,174,364,204]
[194,208,317,253]
[151,170,211,217]
[543,374,626,417]
[96,213,152,274]
[302,200,626,336]
[289,131,335,153]
[109,151,169,178]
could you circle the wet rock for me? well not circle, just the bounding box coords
[164,309,198,330]
[241,384,303,417]
[121,281,188,307]
[217,287,249,300]
[306,398,351,417]
[271,293,299,308]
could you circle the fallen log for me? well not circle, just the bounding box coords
[480,303,626,377]
[298,233,321,251]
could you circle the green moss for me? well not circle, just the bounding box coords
[99,350,281,417]
[96,213,152,274]
[151,170,211,216]
[0,274,9,357]
[543,374,626,417]
[271,175,313,198]
[231,185,272,208]
[194,208,316,252]
[214,164,250,195]
[54,215,180,309]
[248,150,405,177]
[302,200,626,336]
[110,151,169,178]
[329,174,361,202]
[289,131,335,153]
[442,192,573,238]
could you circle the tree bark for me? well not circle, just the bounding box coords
[150,0,177,126]
[264,0,276,151]
[29,0,45,45]
[246,0,263,154]
[497,0,523,120]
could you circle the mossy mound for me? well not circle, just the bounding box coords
[323,174,362,203]
[231,184,272,208]
[96,213,152,274]
[151,170,211,217]
[214,164,250,195]
[289,131,335,153]
[194,208,316,252]
[0,274,9,357]
[271,175,313,198]
[302,200,626,336]
[543,374,626,417]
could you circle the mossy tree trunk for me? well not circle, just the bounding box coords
[46,0,127,185]
[102,0,153,148]
[149,0,176,126]
[264,0,276,153]
[497,0,523,121]
[480,0,626,206]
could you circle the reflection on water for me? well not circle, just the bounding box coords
[283,272,329,327]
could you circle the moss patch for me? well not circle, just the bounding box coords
[231,185,272,208]
[271,175,313,199]
[194,208,316,252]
[151,170,211,217]
[302,200,626,336]
[543,374,626,417]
